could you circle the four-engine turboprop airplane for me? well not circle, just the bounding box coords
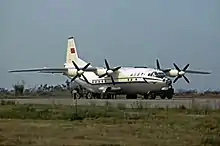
[8,36,211,99]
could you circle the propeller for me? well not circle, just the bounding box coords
[155,58,210,84]
[70,61,90,83]
[172,63,190,83]
[98,59,121,85]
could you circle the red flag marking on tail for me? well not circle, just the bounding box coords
[71,48,75,53]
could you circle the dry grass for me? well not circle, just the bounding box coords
[0,115,220,146]
[0,102,220,146]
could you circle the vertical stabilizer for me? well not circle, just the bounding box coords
[65,36,88,68]
[66,36,78,64]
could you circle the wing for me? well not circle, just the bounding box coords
[8,67,98,73]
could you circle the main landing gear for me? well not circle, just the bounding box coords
[72,89,116,99]
[71,85,174,100]
[143,88,174,100]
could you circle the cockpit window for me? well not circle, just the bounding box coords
[149,71,166,78]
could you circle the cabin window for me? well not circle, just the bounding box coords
[137,73,140,76]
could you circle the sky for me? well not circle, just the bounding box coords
[0,0,219,91]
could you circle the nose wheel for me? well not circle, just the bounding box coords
[160,88,174,99]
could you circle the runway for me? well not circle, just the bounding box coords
[3,98,220,109]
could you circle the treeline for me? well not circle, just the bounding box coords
[0,80,220,97]
[0,80,73,97]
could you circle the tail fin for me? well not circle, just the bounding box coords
[65,36,88,67]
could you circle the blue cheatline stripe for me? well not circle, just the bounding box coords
[77,77,160,85]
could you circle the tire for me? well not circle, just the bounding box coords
[74,92,81,99]
[166,88,174,99]
[86,92,93,99]
[167,93,173,99]
[143,94,149,99]
[149,93,156,100]
[126,94,137,99]
[160,94,166,99]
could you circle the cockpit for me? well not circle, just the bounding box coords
[148,71,166,78]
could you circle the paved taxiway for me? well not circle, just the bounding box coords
[3,98,220,109]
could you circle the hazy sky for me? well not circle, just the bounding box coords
[0,0,219,91]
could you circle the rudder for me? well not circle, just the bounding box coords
[64,36,88,68]
[66,36,78,65]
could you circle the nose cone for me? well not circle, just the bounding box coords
[78,70,84,75]
[179,71,185,76]
[107,70,113,75]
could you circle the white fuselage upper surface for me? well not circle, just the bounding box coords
[72,67,171,94]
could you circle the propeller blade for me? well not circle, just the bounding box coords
[99,73,107,78]
[156,59,160,70]
[183,75,190,83]
[82,74,89,84]
[82,63,90,70]
[71,75,78,82]
[110,76,115,85]
[112,66,121,72]
[72,61,80,70]
[173,63,181,72]
[104,59,110,70]
[182,64,190,71]
[173,76,180,83]
[143,78,148,83]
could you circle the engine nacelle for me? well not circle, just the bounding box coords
[67,69,78,76]
[167,69,179,77]
[95,68,107,76]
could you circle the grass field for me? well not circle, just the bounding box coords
[0,100,220,146]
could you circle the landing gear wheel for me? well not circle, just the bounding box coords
[167,94,173,99]
[74,92,81,99]
[95,93,101,99]
[100,93,111,99]
[149,93,156,100]
[106,93,112,99]
[143,94,149,99]
[160,94,166,99]
[166,88,174,99]
[126,94,137,99]
[86,92,93,99]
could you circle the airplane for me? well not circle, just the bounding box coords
[8,36,211,100]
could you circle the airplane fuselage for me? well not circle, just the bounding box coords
[68,67,172,94]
